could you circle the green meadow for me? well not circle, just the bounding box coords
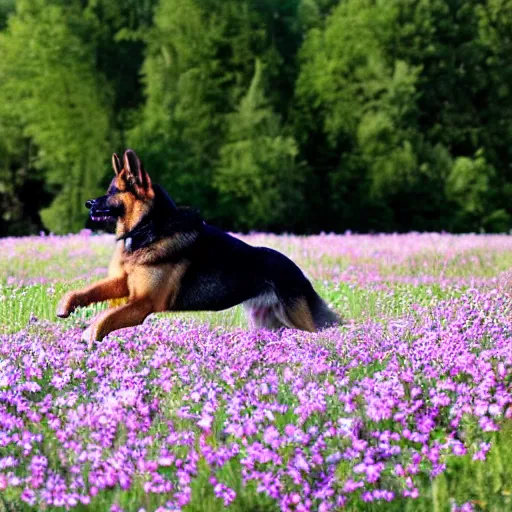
[1,233,512,511]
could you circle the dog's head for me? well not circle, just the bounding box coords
[86,149,155,235]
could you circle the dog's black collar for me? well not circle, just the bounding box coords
[117,216,165,253]
[117,183,180,253]
[117,208,205,253]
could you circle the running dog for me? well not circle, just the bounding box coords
[56,150,340,346]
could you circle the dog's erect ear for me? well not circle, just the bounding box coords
[123,149,152,190]
[112,153,122,175]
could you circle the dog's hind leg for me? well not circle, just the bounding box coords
[81,297,153,348]
[244,292,286,330]
[246,305,283,329]
[244,293,317,332]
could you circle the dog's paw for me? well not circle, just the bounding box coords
[56,293,77,318]
[81,325,98,350]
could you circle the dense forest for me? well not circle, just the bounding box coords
[1,0,512,236]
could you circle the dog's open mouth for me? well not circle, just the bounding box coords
[90,211,116,223]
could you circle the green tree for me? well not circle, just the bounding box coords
[296,0,430,231]
[296,0,512,232]
[2,0,512,235]
[0,0,111,233]
[0,0,14,28]
[130,0,309,228]
[83,0,157,146]
[215,59,303,230]
[445,149,508,231]
[129,0,258,219]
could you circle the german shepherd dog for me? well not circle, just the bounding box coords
[57,150,340,347]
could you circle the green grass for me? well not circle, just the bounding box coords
[0,280,458,334]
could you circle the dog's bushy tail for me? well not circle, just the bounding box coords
[307,290,342,330]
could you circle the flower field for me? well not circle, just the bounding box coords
[2,231,512,511]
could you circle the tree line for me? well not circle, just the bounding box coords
[1,0,512,236]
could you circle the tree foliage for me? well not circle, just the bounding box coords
[0,0,110,233]
[1,0,512,235]
[215,59,302,230]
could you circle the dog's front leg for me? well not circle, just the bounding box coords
[56,276,129,318]
[81,297,154,349]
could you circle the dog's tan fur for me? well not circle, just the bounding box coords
[56,150,188,347]
[284,297,316,332]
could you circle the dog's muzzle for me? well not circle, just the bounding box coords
[86,198,117,223]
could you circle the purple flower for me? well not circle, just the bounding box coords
[3,233,512,510]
